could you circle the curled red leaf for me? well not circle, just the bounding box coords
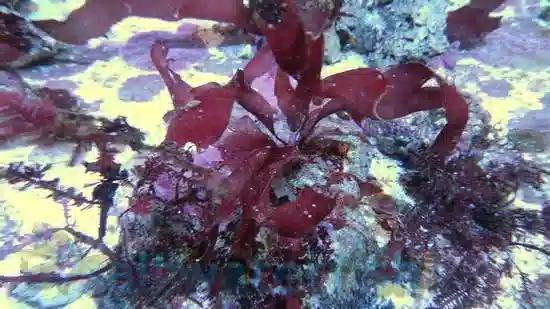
[318,67,388,124]
[253,1,324,87]
[232,70,278,131]
[164,86,236,149]
[150,41,192,108]
[151,41,239,149]
[372,63,468,158]
[265,188,336,238]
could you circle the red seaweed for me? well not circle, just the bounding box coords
[446,0,506,49]
[32,0,251,44]
[138,4,472,306]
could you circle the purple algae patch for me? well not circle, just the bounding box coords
[466,19,550,70]
[507,94,550,154]
[479,79,511,97]
[118,74,164,102]
[199,45,248,76]
[121,23,208,71]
